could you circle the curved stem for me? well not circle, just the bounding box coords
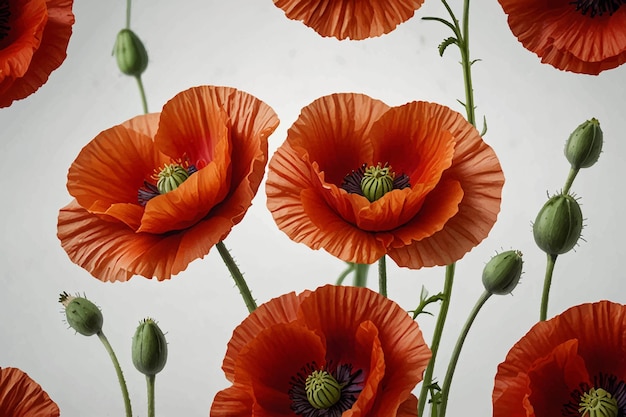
[438,290,491,417]
[562,167,579,195]
[135,75,149,114]
[540,253,558,321]
[216,241,257,313]
[147,374,156,417]
[336,263,355,285]
[417,263,455,417]
[353,263,370,287]
[97,331,133,417]
[378,255,387,297]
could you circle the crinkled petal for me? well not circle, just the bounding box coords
[273,0,424,40]
[0,367,59,417]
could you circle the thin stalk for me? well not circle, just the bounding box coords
[135,75,148,114]
[378,255,387,297]
[562,167,579,195]
[353,263,370,287]
[216,241,257,313]
[438,290,491,417]
[459,0,475,126]
[417,263,455,417]
[540,253,558,321]
[336,263,356,285]
[97,331,133,417]
[125,0,132,28]
[147,374,156,417]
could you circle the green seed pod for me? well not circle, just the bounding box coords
[132,318,168,376]
[564,118,603,170]
[113,28,149,76]
[533,194,583,255]
[59,292,103,336]
[482,250,523,295]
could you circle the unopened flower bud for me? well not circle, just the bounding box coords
[113,29,149,76]
[533,194,583,255]
[59,292,103,336]
[132,318,167,376]
[482,250,523,295]
[564,118,603,170]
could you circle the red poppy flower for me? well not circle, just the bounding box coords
[266,93,504,268]
[210,285,431,417]
[0,0,74,108]
[0,367,59,416]
[57,86,279,282]
[497,0,626,74]
[272,0,424,40]
[493,301,626,417]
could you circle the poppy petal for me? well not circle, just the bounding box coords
[235,322,326,416]
[0,0,74,107]
[222,291,303,381]
[396,394,418,417]
[210,384,254,417]
[0,367,59,417]
[273,0,424,40]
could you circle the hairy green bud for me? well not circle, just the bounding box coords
[482,250,523,295]
[533,194,583,255]
[59,292,103,336]
[132,318,168,376]
[564,118,603,170]
[113,29,149,76]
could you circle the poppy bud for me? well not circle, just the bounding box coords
[533,194,583,255]
[59,292,103,336]
[113,29,149,76]
[564,118,603,170]
[132,318,168,376]
[482,250,523,295]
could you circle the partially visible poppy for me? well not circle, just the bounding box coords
[57,86,279,282]
[266,93,504,268]
[493,301,626,417]
[211,285,431,417]
[272,0,424,40]
[0,367,59,416]
[498,0,626,74]
[0,0,74,107]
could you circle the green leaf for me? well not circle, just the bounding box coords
[438,37,458,57]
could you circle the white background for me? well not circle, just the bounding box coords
[1,1,625,416]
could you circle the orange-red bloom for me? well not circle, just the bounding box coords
[211,285,431,417]
[498,0,626,74]
[493,301,626,417]
[57,86,279,282]
[266,93,503,268]
[0,0,74,107]
[0,367,59,416]
[273,0,424,40]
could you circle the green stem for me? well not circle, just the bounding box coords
[540,253,558,321]
[125,0,132,28]
[562,167,579,195]
[378,256,387,297]
[147,374,156,417]
[353,263,370,287]
[216,241,257,313]
[459,0,475,126]
[97,331,133,417]
[417,263,455,417]
[336,263,356,285]
[438,290,491,417]
[135,75,149,114]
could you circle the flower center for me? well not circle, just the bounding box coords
[571,0,626,17]
[563,374,626,417]
[137,160,197,206]
[579,388,618,417]
[289,362,363,417]
[0,0,10,43]
[341,162,410,202]
[305,370,342,409]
